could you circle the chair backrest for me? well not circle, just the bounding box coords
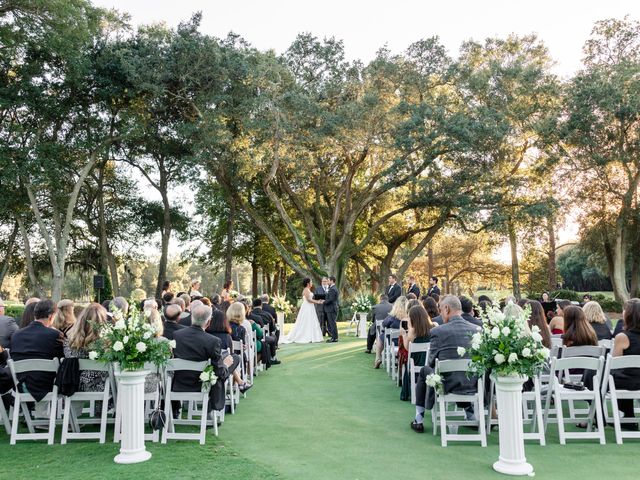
[561,345,605,359]
[436,358,471,374]
[608,354,640,371]
[386,328,400,339]
[551,355,603,372]
[164,359,208,373]
[77,359,110,372]
[408,342,430,355]
[551,336,563,348]
[232,340,243,353]
[598,339,612,349]
[8,358,60,386]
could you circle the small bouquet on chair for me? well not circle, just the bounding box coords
[426,373,443,394]
[199,365,218,392]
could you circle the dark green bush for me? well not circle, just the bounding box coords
[4,305,25,320]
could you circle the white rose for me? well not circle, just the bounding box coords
[88,351,99,360]
[490,327,500,339]
[471,332,482,344]
[531,325,540,333]
[508,353,518,363]
[114,320,126,330]
[433,374,441,383]
[457,346,466,357]
[522,347,532,358]
[531,332,543,342]
[540,347,550,359]
[494,353,506,365]
[199,371,210,382]
[143,331,152,340]
[135,341,147,353]
[471,341,481,350]
[501,326,511,336]
[113,341,124,352]
[169,339,177,349]
[123,335,129,344]
[493,312,505,322]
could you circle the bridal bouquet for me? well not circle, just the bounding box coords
[92,302,172,371]
[351,293,373,313]
[272,293,293,315]
[463,302,549,378]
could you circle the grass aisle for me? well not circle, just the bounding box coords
[1,324,637,479]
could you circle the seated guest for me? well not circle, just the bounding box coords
[53,299,76,335]
[367,294,393,353]
[207,307,251,393]
[400,305,434,401]
[205,302,226,336]
[172,305,241,412]
[109,297,129,317]
[459,296,482,327]
[10,299,64,407]
[0,298,18,348]
[422,296,440,325]
[406,293,417,300]
[261,294,277,319]
[162,304,186,340]
[583,301,613,341]
[243,301,280,366]
[252,298,279,344]
[177,294,192,326]
[162,291,175,305]
[549,300,571,335]
[374,296,408,369]
[411,295,481,433]
[612,298,640,429]
[211,294,222,311]
[20,301,37,329]
[526,300,552,349]
[64,303,109,392]
[562,306,598,348]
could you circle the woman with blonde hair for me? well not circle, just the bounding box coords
[64,303,109,391]
[583,301,613,340]
[374,296,409,369]
[54,299,76,335]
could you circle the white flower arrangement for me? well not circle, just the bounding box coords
[272,294,293,316]
[93,300,172,371]
[199,365,218,392]
[464,302,549,378]
[351,293,373,313]
[426,373,443,393]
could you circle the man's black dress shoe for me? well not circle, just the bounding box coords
[410,421,424,433]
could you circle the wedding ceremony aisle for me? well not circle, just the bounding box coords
[1,327,638,479]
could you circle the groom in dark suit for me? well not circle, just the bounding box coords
[323,276,339,343]
[314,277,329,337]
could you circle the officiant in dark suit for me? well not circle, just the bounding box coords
[323,277,339,343]
[314,277,329,337]
[406,276,420,298]
[387,275,402,303]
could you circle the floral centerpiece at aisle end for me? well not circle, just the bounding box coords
[463,302,549,377]
[272,293,293,316]
[351,293,373,313]
[92,303,172,370]
[463,301,549,477]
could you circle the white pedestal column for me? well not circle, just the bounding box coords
[358,312,368,338]
[114,370,152,465]
[493,375,534,476]
[276,312,285,335]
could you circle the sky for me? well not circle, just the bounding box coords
[92,0,637,262]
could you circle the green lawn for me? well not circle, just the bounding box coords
[1,324,637,479]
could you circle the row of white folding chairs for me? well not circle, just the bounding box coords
[2,357,235,445]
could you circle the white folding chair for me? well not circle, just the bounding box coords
[162,359,219,444]
[544,355,606,444]
[0,390,14,435]
[232,340,248,397]
[598,339,613,350]
[560,346,606,419]
[486,374,545,445]
[61,359,112,444]
[8,358,60,445]
[347,313,359,336]
[252,330,263,374]
[384,329,400,379]
[551,336,563,349]
[408,342,430,405]
[601,354,640,444]
[431,359,487,447]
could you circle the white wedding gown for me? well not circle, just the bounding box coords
[282,291,324,344]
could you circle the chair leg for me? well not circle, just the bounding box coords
[555,392,565,445]
[439,397,447,447]
[10,392,20,445]
[478,391,487,447]
[48,393,58,445]
[594,391,606,445]
[534,388,545,446]
[61,398,71,445]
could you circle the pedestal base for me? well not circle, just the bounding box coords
[357,313,368,338]
[493,459,534,476]
[115,449,152,465]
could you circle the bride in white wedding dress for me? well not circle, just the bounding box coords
[282,278,324,344]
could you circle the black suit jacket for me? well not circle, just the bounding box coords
[254,308,275,332]
[10,321,64,401]
[407,284,421,298]
[323,285,339,316]
[263,303,277,319]
[163,320,186,340]
[462,312,483,328]
[427,285,441,297]
[178,312,192,327]
[172,325,229,411]
[387,284,402,303]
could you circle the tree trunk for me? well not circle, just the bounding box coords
[0,221,19,291]
[508,221,521,300]
[18,219,44,297]
[225,198,235,282]
[251,256,258,297]
[428,246,434,279]
[546,216,557,291]
[611,219,630,302]
[155,179,172,298]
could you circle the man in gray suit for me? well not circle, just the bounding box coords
[366,295,392,353]
[0,298,18,348]
[411,295,481,433]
